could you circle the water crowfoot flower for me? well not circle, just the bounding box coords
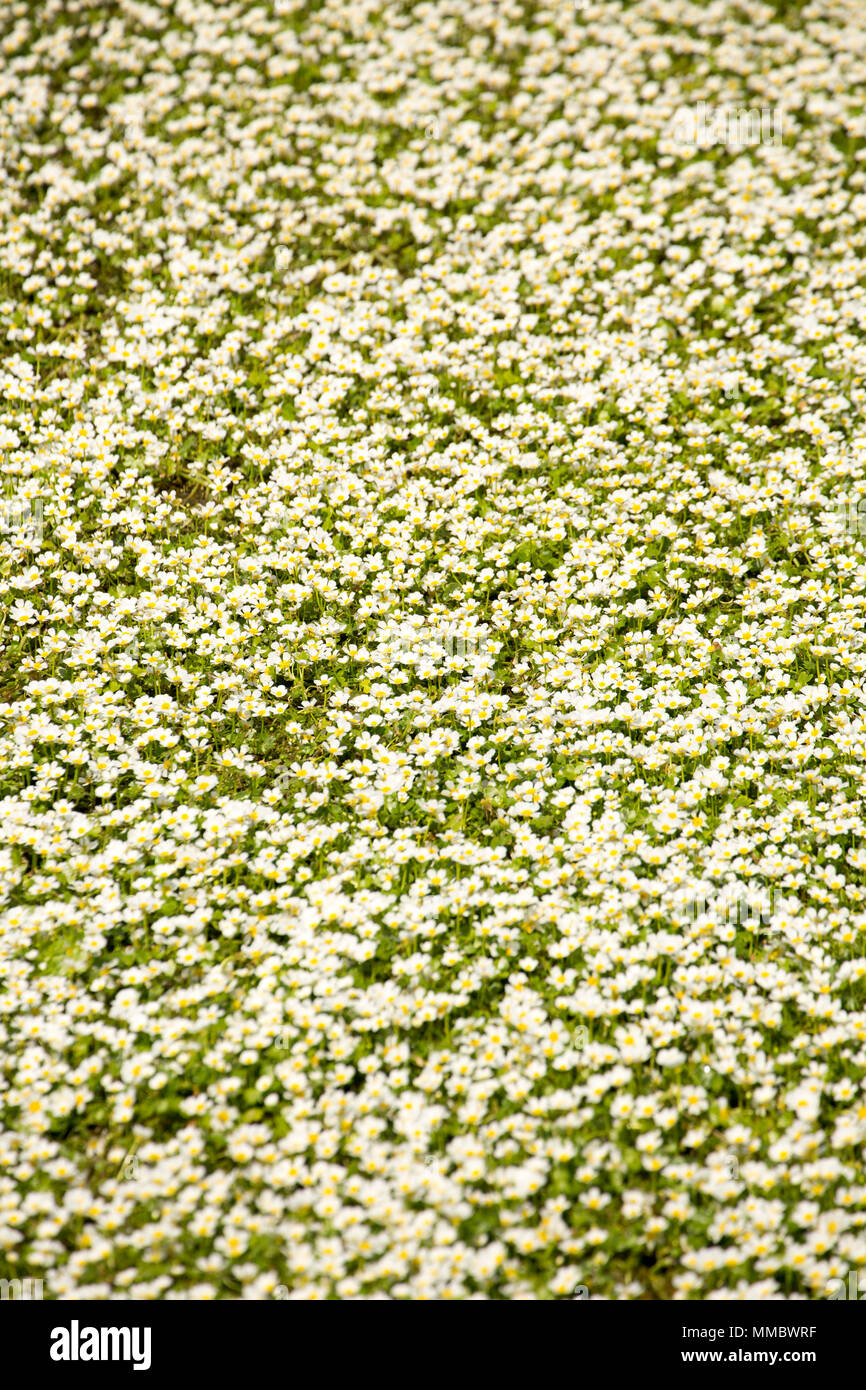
[1,0,866,1305]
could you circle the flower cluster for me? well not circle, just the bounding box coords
[1,0,866,1301]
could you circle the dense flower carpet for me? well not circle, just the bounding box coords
[1,0,866,1299]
